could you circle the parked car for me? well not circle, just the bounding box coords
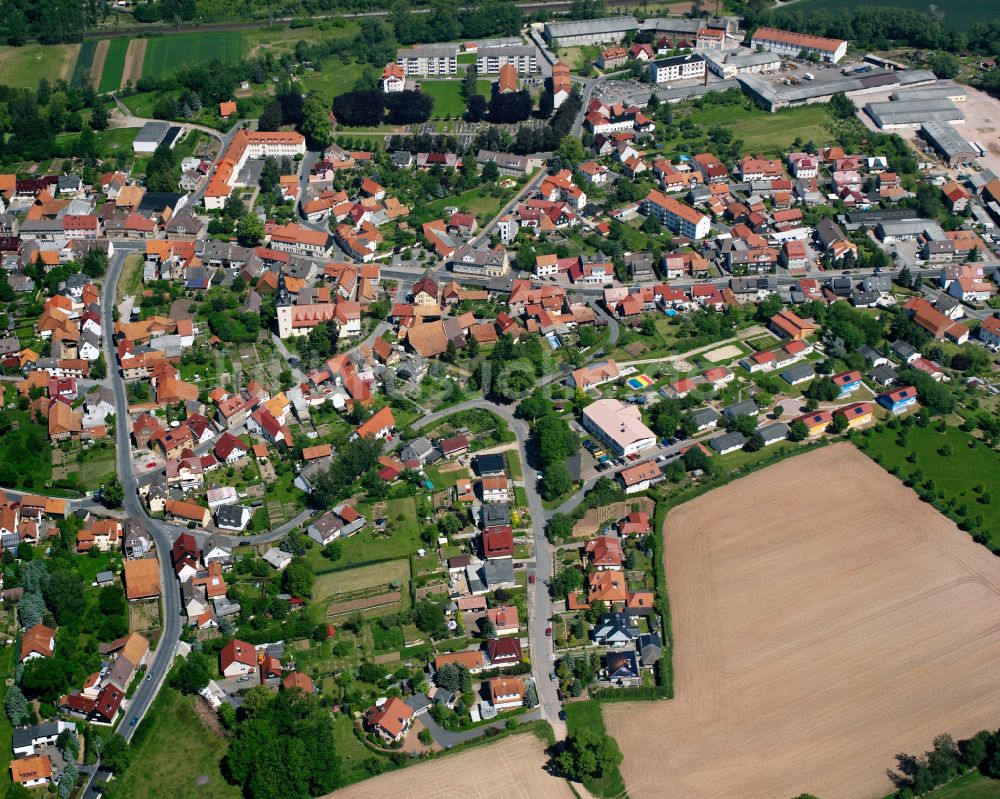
[559,710,567,721]
[545,627,553,636]
[528,574,536,584]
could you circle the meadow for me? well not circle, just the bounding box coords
[418,79,492,118]
[141,31,243,78]
[0,43,79,89]
[857,423,1000,546]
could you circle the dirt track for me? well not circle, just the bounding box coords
[606,444,1000,799]
[321,734,573,799]
[122,38,146,88]
[90,39,109,90]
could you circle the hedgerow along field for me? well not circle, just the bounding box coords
[99,38,129,93]
[141,31,243,79]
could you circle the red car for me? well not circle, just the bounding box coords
[545,627,552,637]
[528,574,536,584]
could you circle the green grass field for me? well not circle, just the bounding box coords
[857,425,1000,546]
[99,38,129,93]
[242,20,359,58]
[113,685,239,799]
[142,31,243,78]
[677,102,833,154]
[313,559,410,605]
[901,771,1000,798]
[563,701,627,798]
[418,79,492,118]
[787,0,990,32]
[0,43,79,89]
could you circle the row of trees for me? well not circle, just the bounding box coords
[331,88,433,127]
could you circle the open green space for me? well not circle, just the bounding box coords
[0,43,79,89]
[305,496,423,571]
[142,31,243,78]
[0,647,16,796]
[920,771,1000,798]
[663,102,833,156]
[113,684,239,799]
[857,424,1000,547]
[298,62,369,106]
[332,713,393,785]
[0,400,51,490]
[313,558,410,606]
[418,79,492,118]
[787,0,989,32]
[99,38,130,93]
[563,701,627,798]
[242,20,359,58]
[55,126,138,158]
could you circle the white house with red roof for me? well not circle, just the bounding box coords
[219,638,257,678]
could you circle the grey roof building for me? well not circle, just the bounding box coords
[481,502,511,529]
[780,363,815,385]
[710,431,746,454]
[483,557,515,589]
[722,399,758,419]
[757,422,790,446]
[691,407,721,430]
[921,120,979,166]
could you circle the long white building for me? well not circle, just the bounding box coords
[647,53,706,84]
[750,27,848,64]
[396,45,458,76]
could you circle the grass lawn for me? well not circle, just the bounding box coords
[563,700,627,798]
[306,496,423,570]
[299,62,368,106]
[142,31,243,78]
[418,79,491,118]
[787,0,991,31]
[506,450,523,480]
[242,20,359,58]
[665,102,833,156]
[332,713,393,785]
[918,771,1000,798]
[313,559,410,605]
[99,38,129,93]
[857,424,1000,547]
[113,685,239,799]
[122,91,162,118]
[117,252,145,304]
[425,464,468,490]
[55,126,137,160]
[0,43,80,89]
[418,184,515,224]
[0,647,15,796]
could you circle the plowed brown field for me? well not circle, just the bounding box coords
[606,443,1000,799]
[322,734,573,799]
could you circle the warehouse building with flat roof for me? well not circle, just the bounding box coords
[920,121,979,167]
[738,68,934,112]
[891,83,966,103]
[864,98,964,129]
[542,16,639,46]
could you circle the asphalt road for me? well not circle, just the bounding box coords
[102,249,184,743]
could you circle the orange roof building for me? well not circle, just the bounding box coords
[123,557,162,600]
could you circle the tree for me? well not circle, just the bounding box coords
[18,591,45,629]
[99,476,124,508]
[540,461,572,501]
[790,419,810,441]
[828,91,857,119]
[413,600,445,635]
[258,100,283,131]
[4,685,29,726]
[557,134,585,167]
[237,214,264,246]
[332,89,385,127]
[90,102,108,131]
[481,159,499,182]
[90,353,107,380]
[300,94,332,149]
[466,93,488,122]
[727,413,757,437]
[831,412,849,433]
[385,90,433,124]
[558,730,623,782]
[59,759,77,799]
[99,732,131,774]
[488,90,532,123]
[170,652,212,694]
[21,658,70,703]
[43,570,84,625]
[928,51,960,79]
[281,560,314,598]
